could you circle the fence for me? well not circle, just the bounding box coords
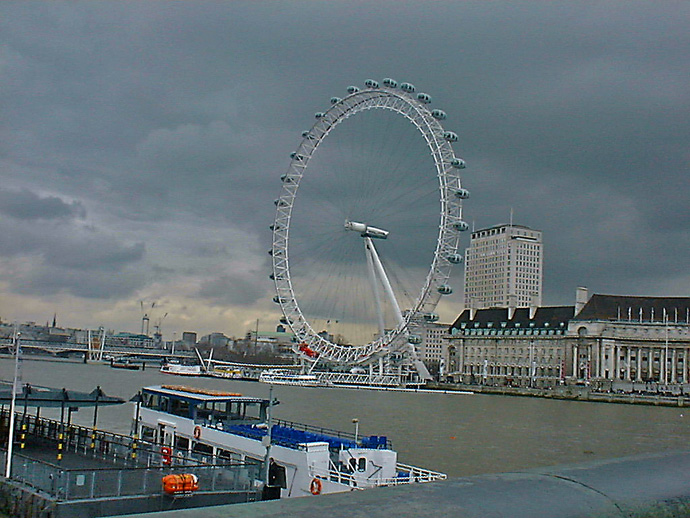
[0,409,262,501]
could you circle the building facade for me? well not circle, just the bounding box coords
[569,291,690,386]
[416,322,451,376]
[443,289,690,390]
[464,224,543,310]
[446,306,574,387]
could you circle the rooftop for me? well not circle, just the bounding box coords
[450,306,575,330]
[575,294,690,322]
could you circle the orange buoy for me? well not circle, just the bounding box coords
[310,477,322,495]
[162,473,199,494]
[161,446,172,465]
[193,425,202,440]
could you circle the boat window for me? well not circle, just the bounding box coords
[358,458,367,472]
[349,458,357,471]
[143,393,160,409]
[192,441,213,455]
[175,436,189,450]
[218,449,242,463]
[140,425,155,442]
[170,398,190,418]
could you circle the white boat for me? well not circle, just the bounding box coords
[208,366,243,379]
[160,362,203,376]
[259,369,324,387]
[134,384,446,498]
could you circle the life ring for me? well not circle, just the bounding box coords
[161,446,172,465]
[309,478,322,495]
[193,425,202,440]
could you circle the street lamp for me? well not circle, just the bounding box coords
[352,418,359,443]
[5,328,21,478]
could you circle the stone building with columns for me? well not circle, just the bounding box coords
[569,291,690,386]
[444,289,690,390]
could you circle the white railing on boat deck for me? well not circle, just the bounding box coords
[394,462,447,484]
[310,461,446,490]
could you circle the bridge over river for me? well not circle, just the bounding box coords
[0,338,195,362]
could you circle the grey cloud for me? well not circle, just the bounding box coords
[10,264,145,299]
[0,1,688,325]
[0,188,85,220]
[198,274,266,306]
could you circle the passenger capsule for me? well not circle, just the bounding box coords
[451,157,466,169]
[408,334,422,345]
[279,316,292,325]
[417,93,432,104]
[274,199,287,206]
[424,313,439,322]
[347,85,360,94]
[431,109,447,120]
[453,220,469,232]
[455,188,470,199]
[315,112,325,119]
[444,131,458,142]
[273,296,286,304]
[269,273,275,280]
[400,82,416,93]
[280,174,293,183]
[437,285,453,295]
[382,78,398,88]
[290,152,305,161]
[330,97,342,105]
[364,79,379,88]
[301,130,315,139]
[447,253,464,264]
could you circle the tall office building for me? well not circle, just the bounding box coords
[464,224,543,310]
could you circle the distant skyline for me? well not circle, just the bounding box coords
[1,2,688,338]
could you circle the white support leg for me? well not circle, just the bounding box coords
[364,238,386,338]
[365,237,404,326]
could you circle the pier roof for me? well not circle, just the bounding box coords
[0,381,124,408]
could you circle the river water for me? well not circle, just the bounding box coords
[2,357,688,477]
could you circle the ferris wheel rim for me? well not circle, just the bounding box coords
[272,81,467,364]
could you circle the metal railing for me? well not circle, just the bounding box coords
[1,409,262,501]
[5,452,261,501]
[273,418,393,450]
[310,460,446,491]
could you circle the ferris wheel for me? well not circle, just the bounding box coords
[271,79,469,374]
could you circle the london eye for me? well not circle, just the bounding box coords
[271,79,469,381]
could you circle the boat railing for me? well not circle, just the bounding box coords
[273,418,392,449]
[311,460,447,490]
[392,462,447,484]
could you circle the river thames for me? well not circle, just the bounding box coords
[1,357,688,477]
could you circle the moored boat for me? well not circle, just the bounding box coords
[110,358,140,370]
[259,369,324,387]
[160,362,203,376]
[208,366,243,379]
[134,384,446,498]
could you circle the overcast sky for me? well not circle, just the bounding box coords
[1,1,688,339]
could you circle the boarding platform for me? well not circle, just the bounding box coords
[0,407,263,518]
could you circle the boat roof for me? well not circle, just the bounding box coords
[143,385,268,404]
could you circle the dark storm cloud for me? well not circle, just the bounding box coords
[0,1,688,319]
[0,188,85,220]
[198,274,266,306]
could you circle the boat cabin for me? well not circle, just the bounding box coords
[139,385,270,430]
